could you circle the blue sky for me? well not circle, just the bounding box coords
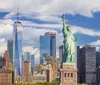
[0,0,100,55]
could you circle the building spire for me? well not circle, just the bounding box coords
[17,6,19,22]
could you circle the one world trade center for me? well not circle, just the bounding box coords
[13,20,23,78]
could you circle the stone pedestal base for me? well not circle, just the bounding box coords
[60,64,77,85]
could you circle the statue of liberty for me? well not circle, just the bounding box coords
[62,14,78,64]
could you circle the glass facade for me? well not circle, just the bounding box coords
[40,32,56,64]
[31,54,35,71]
[31,48,40,71]
[40,36,50,64]
[13,22,23,76]
[7,39,13,64]
[59,45,64,63]
[77,45,96,85]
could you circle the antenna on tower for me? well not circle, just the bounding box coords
[17,5,19,22]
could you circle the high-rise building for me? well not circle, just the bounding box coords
[13,21,23,77]
[31,48,40,70]
[7,39,13,68]
[77,45,96,85]
[59,45,63,63]
[40,32,56,64]
[31,54,35,71]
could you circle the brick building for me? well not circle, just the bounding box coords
[4,50,12,69]
[0,66,12,84]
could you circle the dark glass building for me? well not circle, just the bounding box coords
[59,45,63,63]
[0,57,6,68]
[77,45,96,85]
[96,51,100,85]
[7,39,13,67]
[96,51,100,67]
[40,32,56,64]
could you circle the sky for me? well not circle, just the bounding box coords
[0,0,100,55]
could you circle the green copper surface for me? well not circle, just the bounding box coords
[62,14,78,65]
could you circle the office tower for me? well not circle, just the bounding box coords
[59,45,63,63]
[31,54,35,71]
[22,60,32,82]
[0,57,6,68]
[77,46,81,83]
[0,66,12,84]
[96,51,100,85]
[7,39,13,69]
[13,20,23,77]
[4,50,12,69]
[40,32,56,64]
[31,48,40,70]
[77,45,96,85]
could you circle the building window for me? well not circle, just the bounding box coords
[68,73,69,77]
[64,73,66,77]
[71,73,73,78]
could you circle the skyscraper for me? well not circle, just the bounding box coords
[13,21,23,77]
[77,45,96,85]
[40,32,56,64]
[7,39,13,67]
[31,48,40,70]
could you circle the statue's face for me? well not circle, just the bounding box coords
[67,26,71,32]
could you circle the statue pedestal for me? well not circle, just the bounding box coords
[60,64,77,85]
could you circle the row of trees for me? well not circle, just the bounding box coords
[6,82,59,85]
[0,82,87,85]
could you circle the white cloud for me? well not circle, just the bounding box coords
[0,38,7,54]
[90,40,100,51]
[23,46,34,53]
[0,23,13,38]
[90,40,100,46]
[1,0,100,17]
[96,46,100,51]
[72,26,100,36]
[0,38,6,43]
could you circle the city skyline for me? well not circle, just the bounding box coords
[0,0,100,56]
[0,0,100,85]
